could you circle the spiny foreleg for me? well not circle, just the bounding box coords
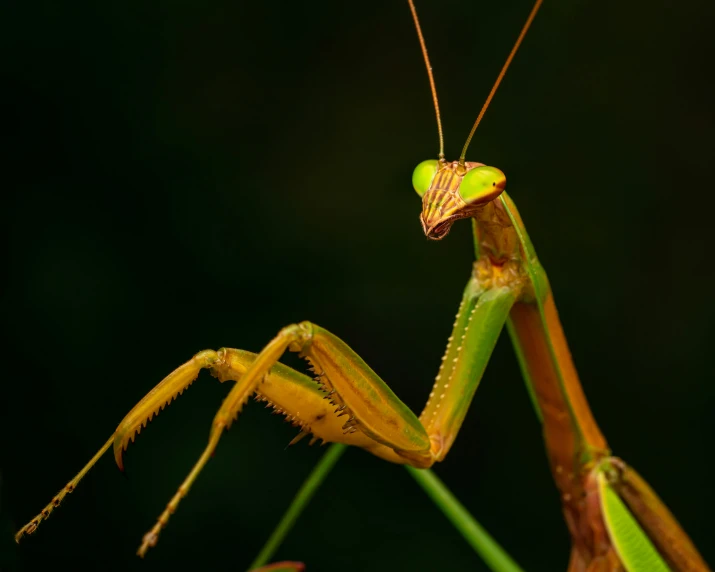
[14,349,221,542]
[137,321,438,556]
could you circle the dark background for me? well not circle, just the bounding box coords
[2,0,714,570]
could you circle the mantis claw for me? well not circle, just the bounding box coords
[137,530,159,558]
[15,435,115,542]
[14,519,38,542]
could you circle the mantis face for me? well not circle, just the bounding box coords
[412,159,506,240]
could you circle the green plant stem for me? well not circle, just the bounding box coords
[249,444,522,572]
[247,443,347,571]
[406,466,524,572]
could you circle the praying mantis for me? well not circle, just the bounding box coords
[5,0,715,570]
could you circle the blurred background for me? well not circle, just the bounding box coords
[2,0,714,570]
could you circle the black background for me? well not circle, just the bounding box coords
[2,0,714,570]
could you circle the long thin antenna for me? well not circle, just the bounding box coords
[459,0,543,165]
[408,0,445,161]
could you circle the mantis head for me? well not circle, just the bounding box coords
[413,159,506,240]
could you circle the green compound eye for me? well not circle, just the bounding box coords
[412,159,439,197]
[459,165,506,203]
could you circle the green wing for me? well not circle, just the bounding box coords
[598,470,671,571]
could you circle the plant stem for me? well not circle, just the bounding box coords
[247,443,347,571]
[249,445,522,572]
[406,466,524,572]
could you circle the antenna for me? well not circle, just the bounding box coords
[408,0,445,161]
[459,0,543,165]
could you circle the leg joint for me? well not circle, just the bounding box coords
[282,321,314,353]
[192,349,222,368]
